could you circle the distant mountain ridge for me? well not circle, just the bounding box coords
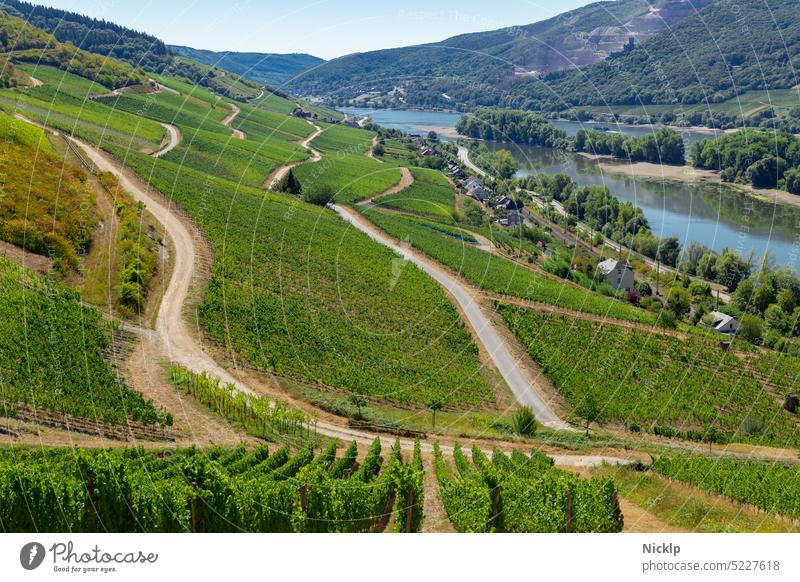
[169,46,324,86]
[287,0,715,108]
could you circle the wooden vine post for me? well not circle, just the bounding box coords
[405,489,415,533]
[565,488,573,533]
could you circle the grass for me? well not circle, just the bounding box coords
[377,167,456,219]
[594,464,798,533]
[361,208,656,324]
[498,306,800,447]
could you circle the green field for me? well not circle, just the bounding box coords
[0,257,170,426]
[362,209,655,324]
[0,65,165,150]
[498,305,799,447]
[0,440,423,532]
[108,147,497,408]
[378,167,456,219]
[293,123,402,203]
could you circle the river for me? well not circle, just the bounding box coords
[342,107,800,268]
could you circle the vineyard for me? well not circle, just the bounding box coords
[107,149,496,408]
[377,167,456,219]
[0,257,171,427]
[652,455,800,519]
[168,366,313,443]
[433,443,623,532]
[0,65,165,150]
[0,440,424,533]
[293,123,403,204]
[498,305,800,446]
[362,208,655,324]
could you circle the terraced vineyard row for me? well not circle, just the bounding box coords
[652,455,800,519]
[0,257,171,427]
[0,440,423,532]
[498,305,800,446]
[434,443,622,532]
[377,167,456,219]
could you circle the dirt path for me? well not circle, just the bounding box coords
[420,454,456,532]
[263,120,323,190]
[618,497,688,533]
[151,123,181,158]
[221,103,246,140]
[367,135,383,163]
[358,167,414,207]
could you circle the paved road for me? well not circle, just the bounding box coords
[331,203,570,430]
[458,145,487,177]
[152,123,181,158]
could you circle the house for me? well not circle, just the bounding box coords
[710,311,740,334]
[597,258,635,292]
[292,107,316,119]
[464,177,483,191]
[499,211,523,228]
[322,117,339,124]
[495,195,521,211]
[468,186,490,203]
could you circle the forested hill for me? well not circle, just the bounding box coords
[287,0,714,108]
[510,0,800,112]
[0,0,171,71]
[169,46,323,86]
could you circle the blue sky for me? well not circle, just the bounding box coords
[31,0,595,60]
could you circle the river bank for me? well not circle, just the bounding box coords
[578,152,800,210]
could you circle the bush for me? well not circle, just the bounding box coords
[303,184,336,206]
[510,406,537,436]
[738,314,764,344]
[656,310,677,329]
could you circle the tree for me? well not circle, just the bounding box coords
[732,279,755,312]
[372,143,385,156]
[428,399,444,429]
[752,282,776,315]
[738,314,763,344]
[785,168,800,195]
[777,288,796,314]
[764,304,789,336]
[697,252,718,281]
[716,250,750,291]
[575,390,604,436]
[276,169,302,195]
[348,394,367,420]
[667,286,690,317]
[303,184,335,206]
[656,237,680,267]
[491,149,518,180]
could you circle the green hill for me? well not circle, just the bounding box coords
[169,45,324,86]
[288,0,714,109]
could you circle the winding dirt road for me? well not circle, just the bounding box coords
[152,123,181,158]
[263,120,323,190]
[221,104,246,140]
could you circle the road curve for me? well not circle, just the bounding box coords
[331,203,569,430]
[152,123,181,158]
[458,145,487,177]
[221,104,246,140]
[264,120,323,190]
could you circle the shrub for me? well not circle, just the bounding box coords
[303,184,336,206]
[510,406,537,436]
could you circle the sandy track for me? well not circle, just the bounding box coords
[221,103,246,139]
[263,120,323,189]
[152,123,181,158]
[358,167,414,207]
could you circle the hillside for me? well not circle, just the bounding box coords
[510,0,800,112]
[170,45,324,86]
[287,0,714,108]
[0,0,171,71]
